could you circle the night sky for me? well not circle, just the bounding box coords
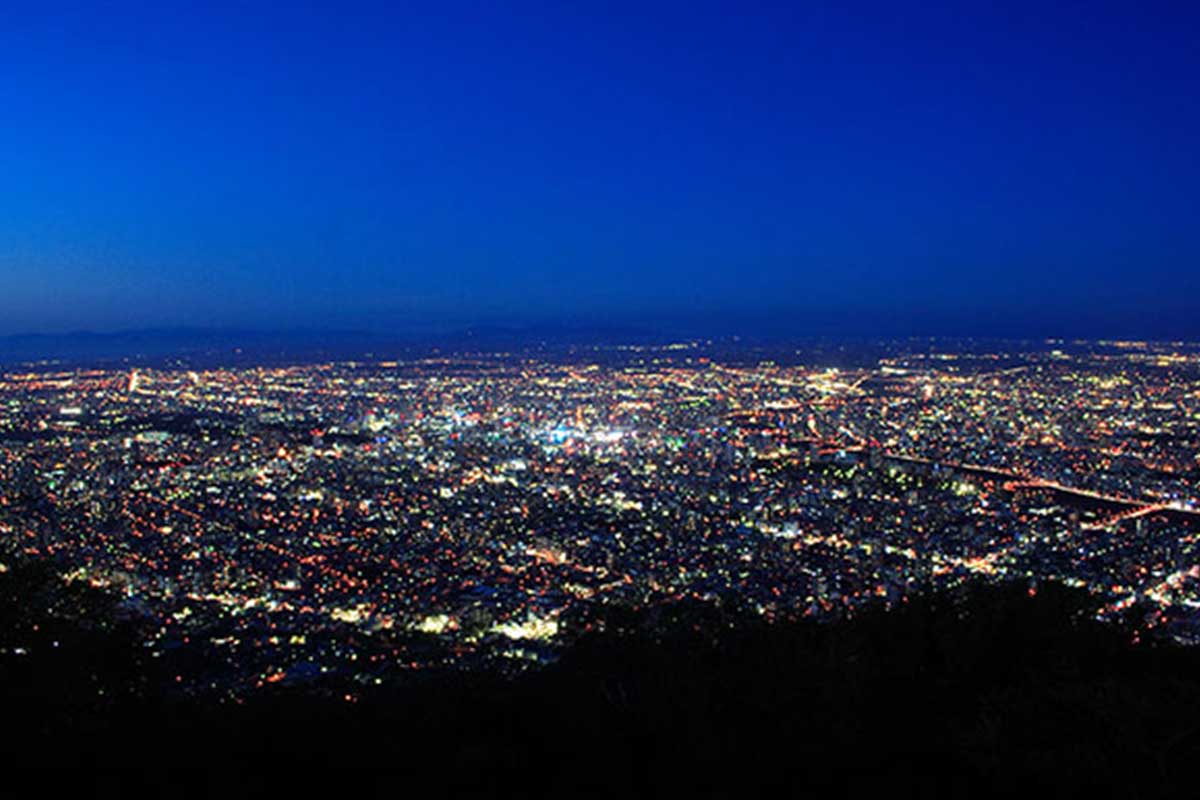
[2,2,1197,338]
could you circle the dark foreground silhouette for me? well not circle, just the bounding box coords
[2,561,1198,797]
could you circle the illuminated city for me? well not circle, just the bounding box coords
[3,338,1199,698]
[6,0,1200,791]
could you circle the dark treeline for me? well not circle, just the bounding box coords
[2,560,1198,797]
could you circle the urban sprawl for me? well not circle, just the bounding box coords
[2,339,1199,695]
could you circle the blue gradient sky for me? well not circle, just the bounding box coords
[1,1,1197,337]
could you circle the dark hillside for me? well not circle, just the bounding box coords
[1,562,1197,797]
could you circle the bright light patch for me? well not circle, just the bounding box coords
[491,615,559,641]
[414,614,453,634]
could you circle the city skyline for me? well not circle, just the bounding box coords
[5,338,1200,690]
[5,2,1200,790]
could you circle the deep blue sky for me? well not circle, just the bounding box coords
[2,1,1197,338]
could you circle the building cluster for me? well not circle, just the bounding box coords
[1,339,1198,695]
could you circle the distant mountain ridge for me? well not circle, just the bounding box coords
[0,327,401,366]
[0,323,672,368]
